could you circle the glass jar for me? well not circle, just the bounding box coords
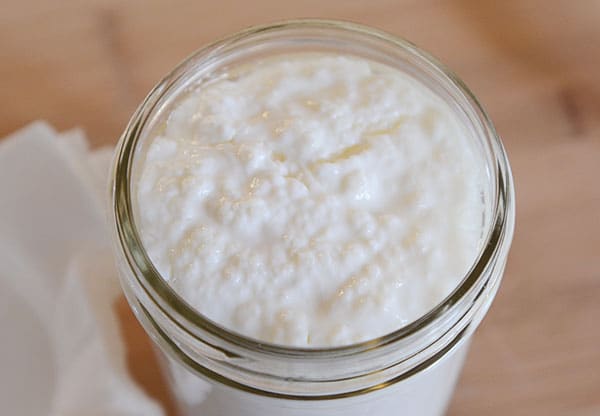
[111,19,515,416]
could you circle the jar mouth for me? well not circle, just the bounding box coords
[112,19,514,359]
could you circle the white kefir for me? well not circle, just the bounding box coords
[135,54,486,347]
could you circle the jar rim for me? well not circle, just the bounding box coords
[112,19,514,361]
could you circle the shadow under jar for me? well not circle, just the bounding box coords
[111,20,515,416]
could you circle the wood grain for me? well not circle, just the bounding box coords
[2,1,599,414]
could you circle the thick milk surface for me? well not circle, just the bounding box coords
[135,54,485,347]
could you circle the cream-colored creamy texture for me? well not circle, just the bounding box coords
[135,54,487,347]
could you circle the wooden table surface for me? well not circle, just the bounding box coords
[3,1,599,415]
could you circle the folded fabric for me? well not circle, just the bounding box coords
[0,122,164,416]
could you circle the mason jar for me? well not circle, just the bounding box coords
[111,19,515,416]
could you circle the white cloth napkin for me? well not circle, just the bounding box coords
[0,122,164,416]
